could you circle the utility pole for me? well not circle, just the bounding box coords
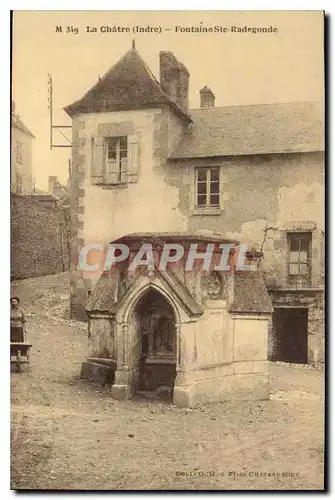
[47,73,72,149]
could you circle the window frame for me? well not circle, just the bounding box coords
[105,135,128,185]
[193,166,222,214]
[287,232,312,279]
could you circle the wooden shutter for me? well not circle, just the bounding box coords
[105,159,119,184]
[127,134,140,183]
[91,136,105,185]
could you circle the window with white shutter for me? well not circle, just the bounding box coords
[91,133,140,186]
[127,134,140,183]
[91,136,105,185]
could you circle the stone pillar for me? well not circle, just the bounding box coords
[173,322,196,408]
[176,323,181,370]
[111,322,132,400]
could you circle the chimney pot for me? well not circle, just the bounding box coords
[200,86,215,108]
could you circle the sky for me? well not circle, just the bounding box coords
[12,10,324,191]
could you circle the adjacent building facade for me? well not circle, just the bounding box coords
[64,45,324,405]
[10,106,71,279]
[11,102,35,194]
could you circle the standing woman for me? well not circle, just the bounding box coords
[10,297,27,343]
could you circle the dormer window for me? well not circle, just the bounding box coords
[106,136,128,184]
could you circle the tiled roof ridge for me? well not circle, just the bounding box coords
[189,100,323,113]
[171,99,324,158]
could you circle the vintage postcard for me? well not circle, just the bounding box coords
[10,10,325,491]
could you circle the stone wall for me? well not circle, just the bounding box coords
[11,193,69,280]
[308,303,325,364]
[167,151,324,290]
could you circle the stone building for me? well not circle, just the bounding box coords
[11,102,35,194]
[64,44,324,405]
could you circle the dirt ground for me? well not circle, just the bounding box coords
[10,273,325,491]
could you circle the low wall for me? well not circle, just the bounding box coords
[11,193,70,279]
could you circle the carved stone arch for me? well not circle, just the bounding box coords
[112,279,183,399]
[122,281,181,326]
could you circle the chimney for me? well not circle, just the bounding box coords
[160,51,189,111]
[48,175,57,194]
[200,86,215,108]
[176,62,189,111]
[160,51,179,102]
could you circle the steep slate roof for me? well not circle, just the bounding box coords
[171,101,324,158]
[229,272,273,314]
[12,113,35,138]
[64,47,191,122]
[86,272,117,314]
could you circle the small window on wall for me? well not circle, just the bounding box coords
[195,167,220,208]
[288,232,312,277]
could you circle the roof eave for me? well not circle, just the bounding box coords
[169,147,324,160]
[167,101,193,123]
[64,100,193,123]
[12,122,35,138]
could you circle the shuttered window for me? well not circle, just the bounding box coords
[106,136,128,184]
[91,133,140,186]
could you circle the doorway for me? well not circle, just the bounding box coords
[133,289,177,399]
[272,308,308,363]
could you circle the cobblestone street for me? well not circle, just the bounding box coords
[11,273,325,491]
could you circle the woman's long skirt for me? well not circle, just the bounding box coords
[11,326,24,343]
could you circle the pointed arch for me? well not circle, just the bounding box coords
[122,281,181,325]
